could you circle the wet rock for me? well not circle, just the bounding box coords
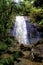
[20,44,31,51]
[29,43,43,61]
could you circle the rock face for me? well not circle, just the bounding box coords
[12,16,40,45]
[30,43,43,61]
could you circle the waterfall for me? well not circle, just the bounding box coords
[13,16,29,45]
[12,16,40,45]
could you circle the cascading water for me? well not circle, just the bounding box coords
[12,16,29,45]
[12,16,40,45]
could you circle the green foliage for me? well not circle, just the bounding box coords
[13,0,43,25]
[0,0,14,41]
[0,63,3,65]
[13,51,22,60]
[5,37,13,45]
[0,0,43,64]
[30,7,43,23]
[0,42,8,51]
[13,51,20,60]
[39,19,43,25]
[0,0,43,41]
[0,56,14,65]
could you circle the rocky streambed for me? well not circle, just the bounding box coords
[0,40,43,65]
